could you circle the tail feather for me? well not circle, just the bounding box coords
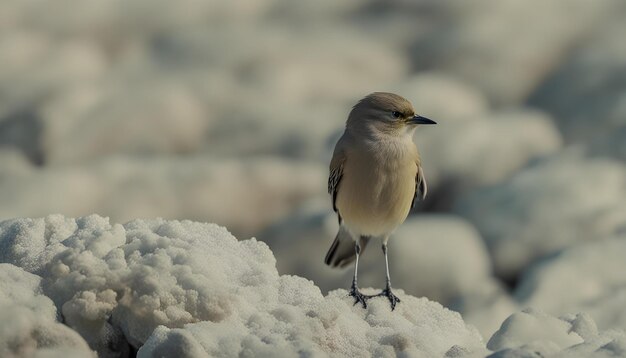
[324,227,369,268]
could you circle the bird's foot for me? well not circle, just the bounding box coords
[377,287,401,311]
[349,286,370,309]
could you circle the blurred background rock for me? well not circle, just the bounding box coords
[1,0,625,339]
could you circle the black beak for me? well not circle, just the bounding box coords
[410,115,437,125]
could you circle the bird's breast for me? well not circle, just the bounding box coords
[336,145,417,237]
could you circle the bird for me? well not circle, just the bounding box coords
[325,92,436,310]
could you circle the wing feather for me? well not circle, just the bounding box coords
[328,148,346,223]
[412,164,428,208]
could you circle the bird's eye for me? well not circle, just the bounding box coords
[391,111,402,119]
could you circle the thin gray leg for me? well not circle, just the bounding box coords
[383,243,391,287]
[349,237,369,308]
[379,242,401,310]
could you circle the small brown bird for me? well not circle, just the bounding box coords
[325,92,436,310]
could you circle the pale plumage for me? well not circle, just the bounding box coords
[325,92,435,310]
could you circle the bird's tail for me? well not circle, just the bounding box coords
[324,226,369,268]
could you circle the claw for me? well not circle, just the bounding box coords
[349,287,370,309]
[378,287,401,311]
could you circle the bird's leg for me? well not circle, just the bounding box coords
[349,237,369,308]
[378,242,401,310]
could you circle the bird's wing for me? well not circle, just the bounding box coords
[328,147,346,223]
[412,163,428,208]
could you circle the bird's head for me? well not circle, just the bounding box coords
[346,92,436,137]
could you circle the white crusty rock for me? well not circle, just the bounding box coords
[390,215,494,304]
[0,215,279,353]
[0,215,484,357]
[415,108,562,210]
[483,310,626,358]
[451,280,520,341]
[0,157,325,237]
[138,283,484,358]
[444,310,626,358]
[0,149,33,177]
[529,16,626,144]
[0,305,95,358]
[412,0,620,105]
[553,331,626,358]
[587,126,626,162]
[515,236,626,333]
[0,264,95,358]
[454,153,626,281]
[4,214,626,357]
[0,0,405,165]
[40,81,211,165]
[0,263,57,319]
[487,309,585,353]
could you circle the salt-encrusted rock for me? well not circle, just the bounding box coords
[138,283,484,358]
[516,237,626,333]
[0,215,484,356]
[415,108,562,210]
[0,157,325,237]
[0,264,95,357]
[455,153,626,281]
